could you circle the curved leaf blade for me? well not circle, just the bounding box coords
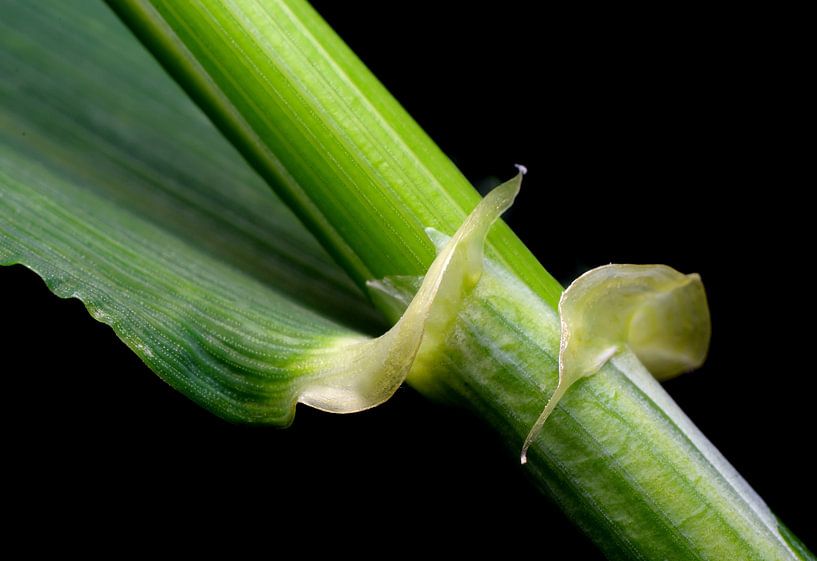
[0,0,383,423]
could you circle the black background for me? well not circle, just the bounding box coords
[1,1,812,555]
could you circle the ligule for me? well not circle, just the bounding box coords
[298,171,521,413]
[521,264,712,463]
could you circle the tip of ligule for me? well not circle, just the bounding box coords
[483,166,524,217]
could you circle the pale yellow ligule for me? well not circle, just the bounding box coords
[297,169,524,413]
[521,264,711,463]
[294,170,710,462]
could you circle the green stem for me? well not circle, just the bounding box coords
[107,1,812,559]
